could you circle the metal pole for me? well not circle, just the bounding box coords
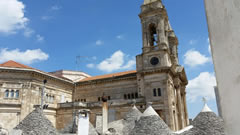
[41,79,47,112]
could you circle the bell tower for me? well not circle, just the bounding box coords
[136,0,189,131]
[136,0,179,73]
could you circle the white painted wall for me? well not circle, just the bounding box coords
[78,113,89,135]
[204,0,240,134]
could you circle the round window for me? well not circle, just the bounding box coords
[150,57,159,65]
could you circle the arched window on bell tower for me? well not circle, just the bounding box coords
[149,24,158,46]
[5,90,9,98]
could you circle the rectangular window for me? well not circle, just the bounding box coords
[128,94,131,99]
[158,88,161,96]
[131,93,134,99]
[98,97,101,101]
[135,93,138,99]
[15,90,19,98]
[124,94,127,100]
[108,96,111,100]
[153,88,157,96]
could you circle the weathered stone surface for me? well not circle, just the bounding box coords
[14,107,58,135]
[123,106,142,121]
[129,115,174,135]
[108,106,142,135]
[180,112,225,135]
[9,129,22,135]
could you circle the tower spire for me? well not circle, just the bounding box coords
[143,0,161,5]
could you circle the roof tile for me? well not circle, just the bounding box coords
[0,60,33,69]
[80,70,137,82]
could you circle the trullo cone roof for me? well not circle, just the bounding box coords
[14,107,57,135]
[129,106,174,135]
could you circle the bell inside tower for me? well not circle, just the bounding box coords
[149,24,158,46]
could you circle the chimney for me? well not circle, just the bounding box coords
[78,109,90,135]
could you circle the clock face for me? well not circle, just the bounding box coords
[150,57,159,65]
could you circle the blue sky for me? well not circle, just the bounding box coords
[0,0,217,119]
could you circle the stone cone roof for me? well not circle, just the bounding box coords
[108,106,142,135]
[123,106,142,121]
[180,104,225,135]
[129,106,173,135]
[14,107,57,135]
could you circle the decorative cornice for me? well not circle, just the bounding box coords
[0,67,74,84]
[0,103,21,107]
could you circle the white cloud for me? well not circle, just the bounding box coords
[51,5,61,11]
[122,59,136,69]
[36,35,44,42]
[184,49,211,67]
[116,35,124,39]
[86,63,94,68]
[0,48,49,64]
[23,27,34,37]
[41,16,52,21]
[189,40,197,45]
[96,40,104,46]
[187,72,216,102]
[0,0,28,34]
[96,50,136,72]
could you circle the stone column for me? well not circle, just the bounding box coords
[166,80,175,130]
[176,87,185,129]
[158,18,166,46]
[183,91,189,125]
[172,45,179,65]
[102,101,108,134]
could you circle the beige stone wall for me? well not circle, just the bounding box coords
[75,78,138,102]
[0,69,73,131]
[56,108,73,130]
[56,105,140,131]
[45,110,57,127]
[0,112,19,132]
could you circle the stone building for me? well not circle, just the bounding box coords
[0,0,188,132]
[69,0,188,131]
[0,61,77,131]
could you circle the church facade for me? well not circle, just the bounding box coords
[0,0,188,132]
